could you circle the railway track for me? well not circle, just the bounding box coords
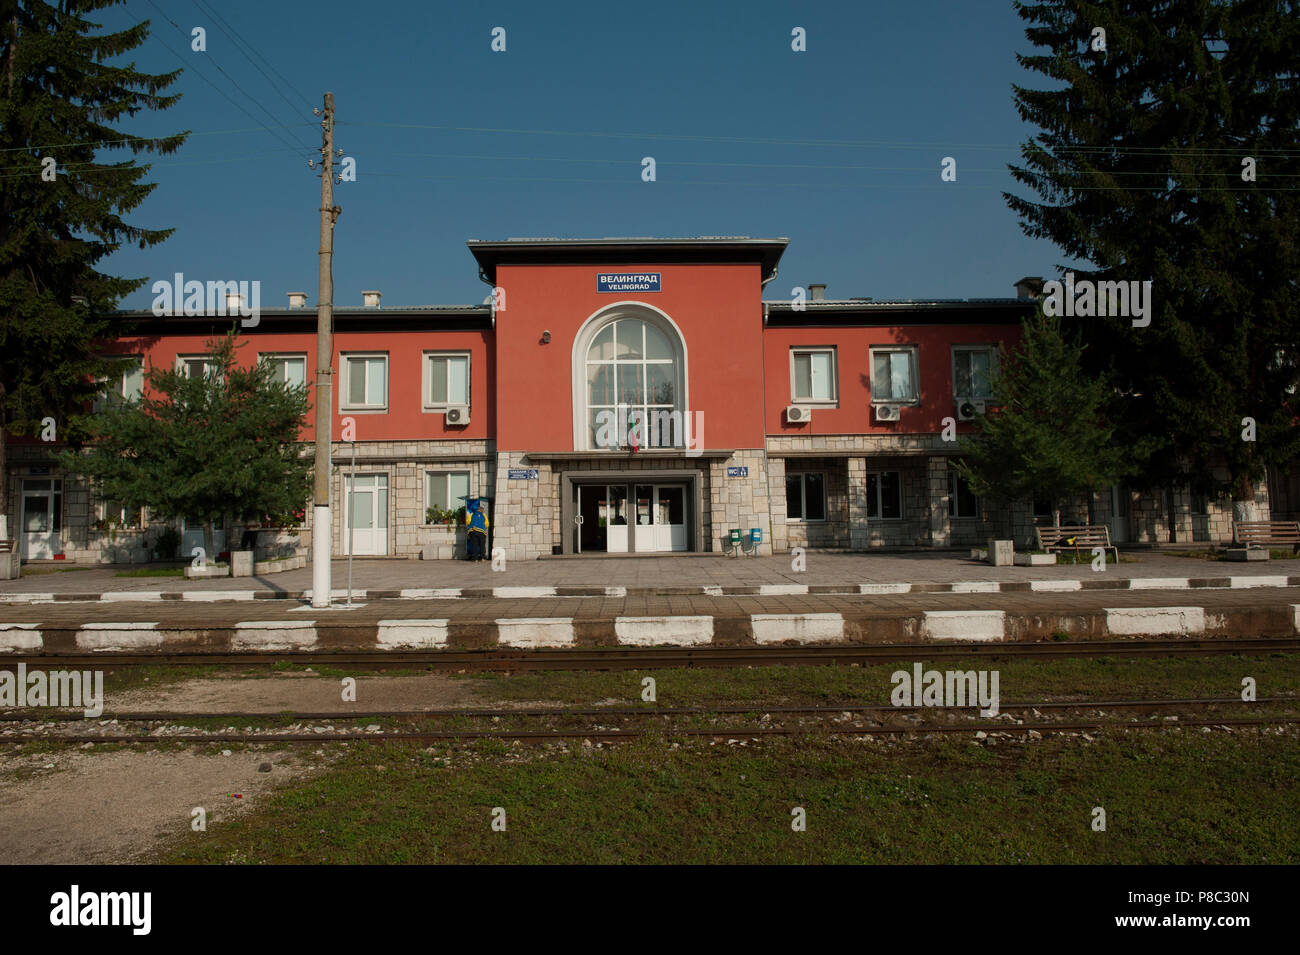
[5,696,1297,744]
[2,636,1296,670]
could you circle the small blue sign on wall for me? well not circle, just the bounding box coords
[726,466,749,478]
[507,468,539,480]
[597,272,661,293]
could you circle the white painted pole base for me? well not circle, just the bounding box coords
[311,505,331,608]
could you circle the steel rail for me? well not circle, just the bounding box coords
[1,637,1296,670]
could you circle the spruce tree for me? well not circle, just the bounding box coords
[953,309,1128,527]
[0,0,186,536]
[63,329,312,558]
[1007,0,1300,516]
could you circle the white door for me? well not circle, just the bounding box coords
[346,474,389,556]
[655,486,687,551]
[607,485,629,553]
[1110,486,1129,543]
[20,480,61,559]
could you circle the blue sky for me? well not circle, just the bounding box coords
[97,0,1067,309]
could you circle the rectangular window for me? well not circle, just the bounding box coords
[426,470,471,514]
[948,470,979,518]
[264,354,307,387]
[870,347,918,403]
[953,346,996,399]
[93,357,143,412]
[425,353,470,409]
[867,471,903,519]
[1191,491,1210,515]
[342,354,388,410]
[101,498,143,529]
[791,348,837,403]
[785,472,827,522]
[1033,498,1054,519]
[177,355,219,379]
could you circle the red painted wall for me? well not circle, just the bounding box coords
[762,324,1022,436]
[111,327,495,443]
[493,263,766,451]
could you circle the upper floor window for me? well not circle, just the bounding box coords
[424,352,470,410]
[870,347,918,404]
[93,357,143,412]
[177,355,220,379]
[263,354,307,388]
[341,354,388,411]
[953,346,996,399]
[790,348,837,404]
[580,312,685,450]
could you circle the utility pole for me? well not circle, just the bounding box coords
[311,92,338,609]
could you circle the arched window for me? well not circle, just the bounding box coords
[575,308,686,451]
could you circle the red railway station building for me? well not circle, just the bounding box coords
[2,237,1282,563]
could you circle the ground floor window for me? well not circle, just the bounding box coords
[948,470,979,518]
[426,470,470,519]
[100,498,143,529]
[1033,497,1054,520]
[867,471,902,519]
[786,472,826,521]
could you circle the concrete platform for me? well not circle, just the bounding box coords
[2,587,1297,653]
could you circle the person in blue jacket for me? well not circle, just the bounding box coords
[464,498,489,561]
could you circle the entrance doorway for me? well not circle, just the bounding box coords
[573,481,687,553]
[346,473,389,555]
[1109,485,1130,543]
[20,479,62,559]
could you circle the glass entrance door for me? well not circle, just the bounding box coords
[20,479,62,559]
[654,485,687,551]
[346,473,389,556]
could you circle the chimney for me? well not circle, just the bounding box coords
[1013,276,1044,300]
[362,290,382,308]
[225,291,244,312]
[287,291,308,308]
[809,283,827,302]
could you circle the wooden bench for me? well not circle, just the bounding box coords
[1035,524,1119,563]
[1233,520,1300,553]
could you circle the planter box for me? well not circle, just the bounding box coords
[1225,547,1268,562]
[1014,552,1058,566]
[254,555,307,575]
[184,563,231,579]
[0,547,19,580]
[987,539,1015,567]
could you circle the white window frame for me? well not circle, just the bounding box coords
[947,469,980,519]
[340,353,389,412]
[261,353,308,388]
[869,346,920,405]
[423,351,471,412]
[100,497,144,529]
[176,355,220,380]
[93,356,144,412]
[425,469,472,515]
[867,470,903,520]
[789,347,838,406]
[785,471,827,523]
[952,345,998,400]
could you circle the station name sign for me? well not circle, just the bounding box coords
[507,468,539,480]
[597,272,661,293]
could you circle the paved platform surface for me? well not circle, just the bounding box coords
[4,552,1297,601]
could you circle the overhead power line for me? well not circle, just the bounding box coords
[189,0,316,116]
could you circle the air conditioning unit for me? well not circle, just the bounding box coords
[444,404,470,425]
[956,399,987,421]
[874,404,901,422]
[786,405,812,423]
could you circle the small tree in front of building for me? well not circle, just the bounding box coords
[63,329,311,559]
[953,310,1130,532]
